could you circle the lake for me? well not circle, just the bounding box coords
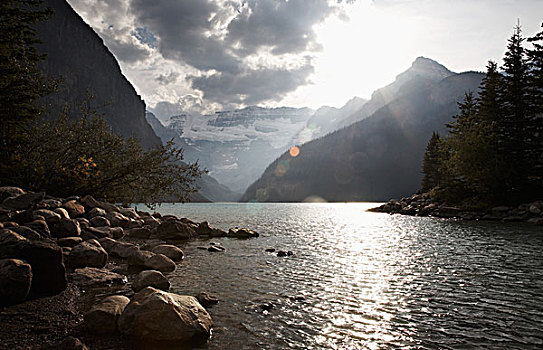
[151,202,543,349]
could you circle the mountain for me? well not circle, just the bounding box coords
[146,112,241,202]
[147,106,315,193]
[36,0,160,149]
[240,62,483,202]
[337,57,454,129]
[292,97,367,144]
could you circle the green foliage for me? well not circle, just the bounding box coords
[422,22,543,205]
[421,131,441,192]
[7,108,203,206]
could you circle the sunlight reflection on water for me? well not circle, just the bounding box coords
[153,202,543,349]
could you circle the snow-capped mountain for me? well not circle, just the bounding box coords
[147,106,316,194]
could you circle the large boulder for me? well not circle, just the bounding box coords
[98,237,139,259]
[80,195,118,213]
[63,200,85,218]
[57,237,83,247]
[0,186,25,202]
[118,207,139,219]
[151,244,184,262]
[155,221,197,241]
[89,216,110,227]
[105,212,131,228]
[125,227,152,239]
[66,240,108,268]
[85,295,130,334]
[0,258,32,305]
[132,270,170,292]
[34,209,62,225]
[143,254,176,273]
[127,249,155,267]
[118,287,212,346]
[71,267,127,287]
[196,221,227,237]
[52,218,81,238]
[0,237,66,297]
[87,207,106,219]
[2,192,44,211]
[12,226,43,240]
[54,207,70,220]
[25,219,50,237]
[227,227,259,238]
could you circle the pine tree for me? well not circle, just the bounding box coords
[0,0,54,177]
[421,132,441,192]
[527,22,543,198]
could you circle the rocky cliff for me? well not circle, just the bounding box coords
[36,0,160,149]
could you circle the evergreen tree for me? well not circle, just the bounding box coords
[527,22,543,198]
[498,23,533,201]
[421,132,441,192]
[0,0,54,176]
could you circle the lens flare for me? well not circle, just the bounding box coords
[289,146,300,157]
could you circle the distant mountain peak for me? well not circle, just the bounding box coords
[401,56,454,80]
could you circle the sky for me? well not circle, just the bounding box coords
[66,0,543,117]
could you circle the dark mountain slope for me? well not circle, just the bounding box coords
[36,0,160,149]
[241,71,483,202]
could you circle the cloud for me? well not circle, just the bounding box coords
[68,0,347,110]
[189,62,314,105]
[156,71,180,85]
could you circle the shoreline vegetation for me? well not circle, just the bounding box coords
[0,186,259,349]
[368,192,543,225]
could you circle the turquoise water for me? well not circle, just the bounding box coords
[153,202,543,349]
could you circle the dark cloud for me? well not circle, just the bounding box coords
[128,0,341,106]
[188,62,314,105]
[226,0,335,55]
[156,71,180,85]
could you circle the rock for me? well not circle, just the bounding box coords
[63,200,85,218]
[105,212,131,228]
[143,253,176,273]
[52,218,81,238]
[12,226,42,240]
[132,270,170,292]
[529,204,541,215]
[0,258,32,306]
[89,216,110,227]
[142,215,161,228]
[126,227,152,239]
[41,199,63,209]
[57,237,83,247]
[34,209,62,225]
[197,221,227,237]
[45,336,89,350]
[98,237,139,259]
[2,192,45,211]
[25,219,50,237]
[196,292,219,308]
[0,238,66,297]
[85,295,130,334]
[155,220,198,240]
[277,250,287,257]
[260,303,274,311]
[54,207,70,220]
[207,246,224,252]
[66,241,108,268]
[84,226,112,239]
[118,287,212,346]
[125,218,144,229]
[118,207,139,219]
[128,250,155,266]
[227,227,259,238]
[71,267,127,287]
[2,222,19,229]
[151,244,184,261]
[87,207,106,219]
[0,229,27,244]
[265,248,276,252]
[0,186,25,202]
[140,239,167,251]
[287,251,294,256]
[110,227,124,239]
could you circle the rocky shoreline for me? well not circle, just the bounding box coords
[369,192,543,225]
[0,186,259,349]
